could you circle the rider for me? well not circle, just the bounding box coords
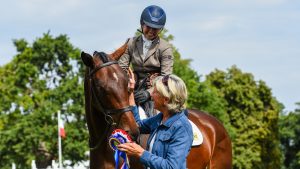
[118,5,174,115]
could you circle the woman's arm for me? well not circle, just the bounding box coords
[128,68,136,106]
[140,122,193,169]
[128,68,142,124]
[119,122,193,169]
[128,68,157,133]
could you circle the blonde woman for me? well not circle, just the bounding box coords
[118,70,193,169]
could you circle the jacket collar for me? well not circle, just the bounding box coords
[161,111,185,128]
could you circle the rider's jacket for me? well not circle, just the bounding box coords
[118,35,173,81]
[132,106,193,169]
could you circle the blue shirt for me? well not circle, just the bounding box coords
[132,106,193,169]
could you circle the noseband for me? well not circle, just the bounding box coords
[88,52,133,150]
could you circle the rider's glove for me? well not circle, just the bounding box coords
[134,90,150,104]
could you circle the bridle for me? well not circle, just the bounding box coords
[88,52,133,150]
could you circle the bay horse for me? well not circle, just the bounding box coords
[81,43,141,169]
[81,42,232,169]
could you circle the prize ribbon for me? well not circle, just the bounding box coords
[109,129,132,169]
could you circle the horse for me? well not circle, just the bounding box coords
[81,42,232,169]
[186,109,232,168]
[81,42,142,169]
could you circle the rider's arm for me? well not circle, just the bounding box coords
[159,41,174,76]
[118,38,133,71]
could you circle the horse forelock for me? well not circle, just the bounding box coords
[94,51,109,63]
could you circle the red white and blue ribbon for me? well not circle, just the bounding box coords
[109,129,132,169]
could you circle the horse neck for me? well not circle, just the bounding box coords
[89,140,115,169]
[88,107,116,168]
[86,97,114,169]
[84,76,108,140]
[84,75,116,168]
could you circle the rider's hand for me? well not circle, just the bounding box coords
[134,90,150,104]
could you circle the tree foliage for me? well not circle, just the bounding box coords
[159,30,228,124]
[280,103,300,169]
[206,66,282,169]
[0,33,87,169]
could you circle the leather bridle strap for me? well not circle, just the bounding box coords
[89,61,118,76]
[105,106,133,115]
[90,81,132,116]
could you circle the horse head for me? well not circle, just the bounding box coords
[81,41,139,151]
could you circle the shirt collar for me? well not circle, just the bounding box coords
[142,34,153,43]
[141,35,160,44]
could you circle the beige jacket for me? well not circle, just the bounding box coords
[118,35,174,81]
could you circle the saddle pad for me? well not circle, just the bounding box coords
[138,106,203,146]
[189,119,203,146]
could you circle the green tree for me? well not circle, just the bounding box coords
[206,66,282,169]
[280,103,300,169]
[0,33,87,169]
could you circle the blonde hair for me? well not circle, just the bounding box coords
[153,74,187,113]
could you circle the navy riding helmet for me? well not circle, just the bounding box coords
[140,5,166,29]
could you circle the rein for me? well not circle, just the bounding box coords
[87,54,133,150]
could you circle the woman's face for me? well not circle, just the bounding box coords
[142,24,161,40]
[151,87,166,111]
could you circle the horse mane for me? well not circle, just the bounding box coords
[109,39,129,60]
[95,51,109,63]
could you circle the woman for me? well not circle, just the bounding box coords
[117,69,193,169]
[118,5,174,115]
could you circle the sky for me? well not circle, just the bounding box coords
[1,0,300,113]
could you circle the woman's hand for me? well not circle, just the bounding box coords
[117,142,145,158]
[128,68,135,91]
[127,68,136,106]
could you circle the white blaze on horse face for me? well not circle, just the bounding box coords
[113,72,119,82]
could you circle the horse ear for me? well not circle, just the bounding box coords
[109,38,129,60]
[81,51,94,67]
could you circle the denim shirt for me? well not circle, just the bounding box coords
[132,106,193,169]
